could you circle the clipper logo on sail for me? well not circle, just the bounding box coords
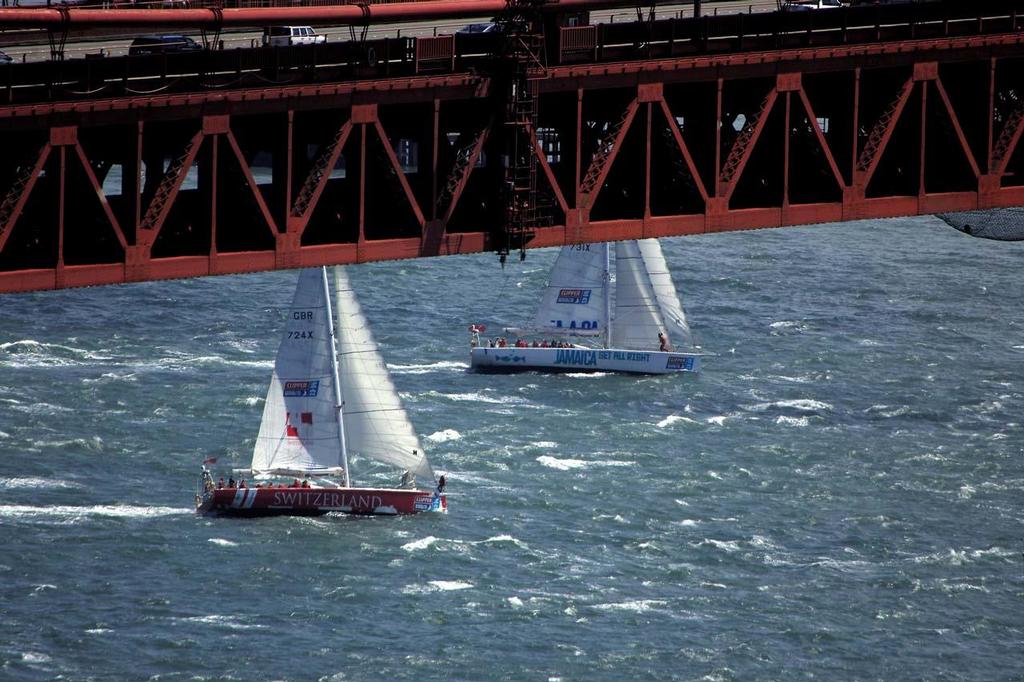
[556,288,592,304]
[283,380,320,397]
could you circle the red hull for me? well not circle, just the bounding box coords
[196,486,446,517]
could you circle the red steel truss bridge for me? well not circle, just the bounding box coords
[1,0,1023,292]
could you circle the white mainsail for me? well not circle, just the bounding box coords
[638,238,693,348]
[610,240,668,350]
[333,267,434,482]
[251,268,345,476]
[525,242,609,337]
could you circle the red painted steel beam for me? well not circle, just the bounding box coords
[0,0,649,29]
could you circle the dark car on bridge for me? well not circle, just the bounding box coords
[0,50,12,65]
[128,35,203,56]
[456,22,501,34]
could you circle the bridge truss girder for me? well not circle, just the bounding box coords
[1,33,1024,292]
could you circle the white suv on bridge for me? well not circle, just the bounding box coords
[262,26,327,47]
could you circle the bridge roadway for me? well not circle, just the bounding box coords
[0,0,1022,292]
[0,1,779,62]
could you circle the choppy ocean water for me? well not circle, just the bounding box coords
[0,216,1022,681]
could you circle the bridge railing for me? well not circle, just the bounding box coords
[1,0,1022,107]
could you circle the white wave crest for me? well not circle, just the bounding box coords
[746,399,832,413]
[656,414,698,429]
[593,599,667,613]
[402,536,438,552]
[0,340,114,367]
[401,580,473,594]
[171,615,267,630]
[536,456,634,471]
[696,538,742,553]
[388,360,468,375]
[473,535,528,548]
[425,390,527,405]
[426,429,462,443]
[531,441,558,448]
[180,356,273,369]
[775,416,810,427]
[208,538,238,547]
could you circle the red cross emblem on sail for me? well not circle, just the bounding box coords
[285,412,314,438]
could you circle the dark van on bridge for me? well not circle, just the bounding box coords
[128,35,203,56]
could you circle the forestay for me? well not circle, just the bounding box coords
[528,243,609,336]
[251,268,343,476]
[333,268,433,482]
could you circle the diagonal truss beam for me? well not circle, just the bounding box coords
[579,99,639,209]
[225,129,280,240]
[657,98,709,202]
[290,119,353,229]
[855,77,914,188]
[796,88,846,193]
[372,119,425,228]
[0,142,52,256]
[438,120,492,225]
[931,78,980,180]
[719,88,779,201]
[74,142,127,250]
[526,122,570,216]
[139,130,204,246]
[989,95,1024,176]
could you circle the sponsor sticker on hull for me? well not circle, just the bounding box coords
[666,355,695,371]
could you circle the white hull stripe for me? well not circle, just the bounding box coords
[231,489,258,508]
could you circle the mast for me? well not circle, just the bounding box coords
[321,266,351,487]
[603,242,612,349]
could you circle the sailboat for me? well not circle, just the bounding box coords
[470,239,701,375]
[196,266,447,517]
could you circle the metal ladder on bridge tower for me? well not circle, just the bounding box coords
[497,1,549,264]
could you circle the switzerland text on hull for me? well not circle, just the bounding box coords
[196,487,447,516]
[469,347,700,375]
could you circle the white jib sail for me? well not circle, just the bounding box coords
[251,268,344,476]
[638,238,693,348]
[611,240,671,350]
[332,267,434,482]
[526,242,609,337]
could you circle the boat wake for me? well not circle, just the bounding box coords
[0,504,193,522]
[0,477,82,490]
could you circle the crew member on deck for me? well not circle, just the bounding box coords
[436,475,446,495]
[658,332,669,352]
